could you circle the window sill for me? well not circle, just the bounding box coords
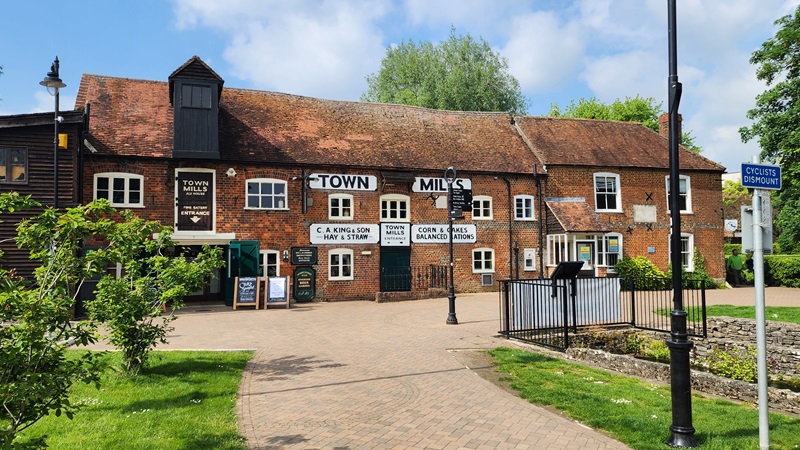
[244,207,290,211]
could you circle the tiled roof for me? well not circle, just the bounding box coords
[76,74,540,174]
[513,116,725,172]
[546,199,611,232]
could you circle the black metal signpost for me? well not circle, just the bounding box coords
[666,1,696,446]
[445,166,459,325]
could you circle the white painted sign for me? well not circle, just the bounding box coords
[381,223,410,246]
[310,224,380,244]
[309,173,377,191]
[412,176,472,193]
[411,224,477,243]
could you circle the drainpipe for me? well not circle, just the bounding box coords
[495,176,514,279]
[534,164,545,279]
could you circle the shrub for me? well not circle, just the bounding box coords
[764,255,800,288]
[705,345,757,383]
[615,256,667,290]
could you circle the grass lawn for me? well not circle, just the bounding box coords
[18,350,253,450]
[490,347,800,450]
[657,305,800,325]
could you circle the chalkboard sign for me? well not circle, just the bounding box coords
[293,267,316,302]
[233,276,260,310]
[265,276,290,309]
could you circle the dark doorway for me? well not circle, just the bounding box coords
[380,247,411,292]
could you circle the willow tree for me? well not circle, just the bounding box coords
[362,28,528,113]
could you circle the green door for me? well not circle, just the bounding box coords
[380,247,411,292]
[225,240,260,306]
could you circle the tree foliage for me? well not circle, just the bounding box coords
[1,194,103,447]
[740,6,800,253]
[550,96,702,153]
[1,195,223,446]
[362,28,528,113]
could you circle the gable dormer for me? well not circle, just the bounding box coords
[169,56,224,159]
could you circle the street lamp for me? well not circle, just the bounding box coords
[445,166,459,325]
[40,56,66,208]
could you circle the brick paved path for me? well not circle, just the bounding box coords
[165,294,630,449]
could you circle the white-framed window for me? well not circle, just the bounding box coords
[523,248,537,271]
[329,248,353,280]
[669,233,694,272]
[261,250,280,277]
[94,172,144,207]
[594,172,621,212]
[598,233,623,270]
[380,194,409,222]
[514,195,535,220]
[666,175,692,213]
[329,193,353,220]
[547,234,568,266]
[472,195,493,220]
[472,248,495,273]
[246,178,288,210]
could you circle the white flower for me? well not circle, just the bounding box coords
[611,398,631,404]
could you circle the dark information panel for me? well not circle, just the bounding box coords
[176,171,214,231]
[293,267,316,302]
[233,276,260,310]
[291,247,318,265]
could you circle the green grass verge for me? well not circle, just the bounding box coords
[658,305,800,325]
[490,347,800,450]
[18,350,253,450]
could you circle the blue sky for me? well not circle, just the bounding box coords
[1,0,798,173]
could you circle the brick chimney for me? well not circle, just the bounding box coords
[658,113,682,139]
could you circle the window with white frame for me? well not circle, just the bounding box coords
[261,250,280,277]
[666,175,692,213]
[669,233,694,272]
[598,233,622,270]
[380,194,409,222]
[547,234,568,266]
[523,248,537,271]
[329,193,353,220]
[94,172,144,207]
[471,195,492,220]
[329,248,353,280]
[514,195,535,220]
[594,172,621,212]
[246,178,288,210]
[472,248,495,273]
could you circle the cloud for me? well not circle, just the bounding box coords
[503,12,585,92]
[172,0,390,100]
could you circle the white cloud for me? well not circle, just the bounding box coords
[581,51,664,104]
[503,12,585,92]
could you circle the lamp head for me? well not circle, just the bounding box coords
[40,56,66,96]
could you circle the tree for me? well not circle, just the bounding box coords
[739,5,800,253]
[362,28,528,113]
[550,96,702,153]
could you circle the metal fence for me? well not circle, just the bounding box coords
[380,265,448,292]
[498,276,707,351]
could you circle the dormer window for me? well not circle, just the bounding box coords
[169,56,224,159]
[181,84,212,109]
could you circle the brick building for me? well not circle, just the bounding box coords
[71,56,724,303]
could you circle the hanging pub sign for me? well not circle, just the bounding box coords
[411,224,477,243]
[412,176,472,193]
[310,224,380,244]
[176,170,214,232]
[309,173,378,191]
[291,247,318,265]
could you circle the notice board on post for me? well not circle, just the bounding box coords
[233,276,260,310]
[265,276,290,309]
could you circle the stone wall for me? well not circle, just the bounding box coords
[567,347,800,416]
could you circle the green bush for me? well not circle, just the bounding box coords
[764,255,800,288]
[615,256,667,290]
[705,345,757,383]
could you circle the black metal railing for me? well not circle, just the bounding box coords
[380,265,448,292]
[499,276,707,350]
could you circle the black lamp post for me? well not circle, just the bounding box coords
[665,1,696,447]
[40,57,66,208]
[445,166,458,325]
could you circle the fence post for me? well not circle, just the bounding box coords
[629,277,637,327]
[502,280,511,338]
[562,284,570,349]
